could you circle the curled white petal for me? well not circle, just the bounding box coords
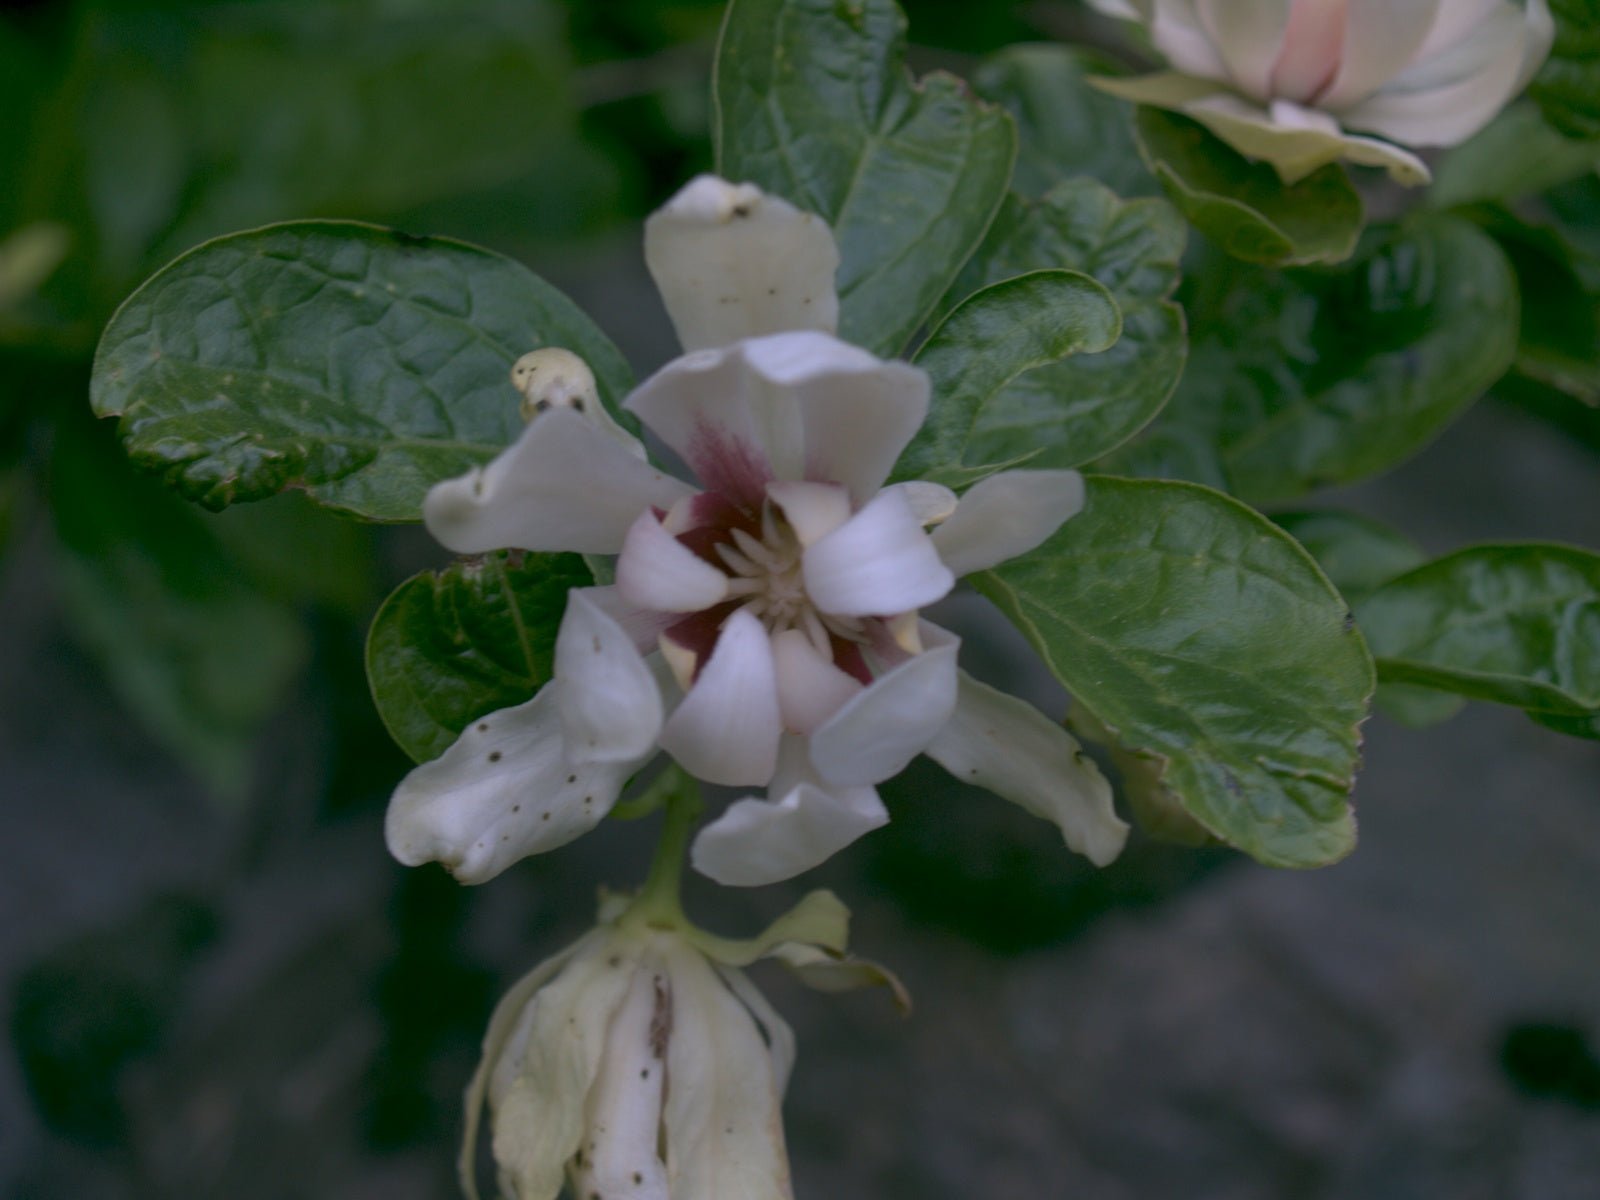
[771,628,863,735]
[931,469,1085,578]
[423,410,692,555]
[691,781,888,887]
[383,691,646,885]
[554,589,664,765]
[765,480,852,547]
[808,632,960,788]
[925,671,1130,867]
[616,508,732,613]
[645,174,841,352]
[802,489,955,618]
[658,609,782,786]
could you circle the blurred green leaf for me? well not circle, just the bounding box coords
[714,0,1016,355]
[1432,104,1600,208]
[1113,218,1520,502]
[212,492,380,616]
[973,44,1154,200]
[1134,108,1363,267]
[1272,509,1466,727]
[52,419,309,797]
[940,179,1187,471]
[91,221,632,521]
[1358,543,1600,720]
[366,550,591,763]
[1530,0,1600,141]
[977,476,1372,869]
[896,269,1121,486]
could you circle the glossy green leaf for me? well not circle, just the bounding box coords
[1357,543,1600,717]
[977,476,1373,869]
[714,0,1015,356]
[1113,218,1520,502]
[366,551,591,763]
[972,45,1153,199]
[52,421,308,798]
[939,180,1187,471]
[1134,108,1363,267]
[90,221,632,521]
[1272,509,1465,727]
[1530,0,1600,141]
[895,270,1121,486]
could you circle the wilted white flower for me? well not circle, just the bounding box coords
[1091,0,1554,184]
[385,174,1128,889]
[462,890,901,1200]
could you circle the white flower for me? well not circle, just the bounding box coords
[1091,0,1554,184]
[385,175,1129,888]
[461,890,901,1200]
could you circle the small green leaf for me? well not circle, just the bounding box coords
[714,0,1015,356]
[1112,218,1520,502]
[91,221,632,521]
[895,269,1121,486]
[940,180,1187,471]
[976,476,1373,869]
[1432,104,1600,209]
[1530,0,1600,141]
[972,45,1154,200]
[1357,543,1600,717]
[366,550,592,763]
[1134,108,1363,267]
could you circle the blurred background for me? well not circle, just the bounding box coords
[2,1,1597,1197]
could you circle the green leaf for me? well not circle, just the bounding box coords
[1134,108,1363,267]
[1272,510,1465,728]
[1531,709,1600,740]
[1113,218,1520,502]
[90,221,632,521]
[713,0,1016,356]
[976,476,1373,869]
[895,269,1121,486]
[1530,0,1600,141]
[972,45,1154,200]
[1432,104,1600,209]
[52,419,308,798]
[366,550,591,763]
[938,180,1187,471]
[1357,543,1600,717]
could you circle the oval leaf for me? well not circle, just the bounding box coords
[91,221,633,521]
[1531,0,1600,140]
[1134,107,1363,267]
[975,476,1373,869]
[1357,543,1600,717]
[366,551,592,763]
[940,180,1187,470]
[896,269,1121,486]
[714,0,1015,356]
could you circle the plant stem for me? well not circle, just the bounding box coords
[626,767,701,927]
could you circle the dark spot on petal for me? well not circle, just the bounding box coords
[633,1173,643,1185]
[512,804,521,813]
[535,398,551,412]
[541,812,551,821]
[488,751,502,763]
[478,722,489,732]
[609,955,621,967]
[567,774,577,784]
[731,203,751,218]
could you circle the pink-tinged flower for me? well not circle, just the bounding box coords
[384,176,1128,888]
[1091,0,1554,184]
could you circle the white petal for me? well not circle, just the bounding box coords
[765,480,852,546]
[715,965,797,1097]
[584,584,677,654]
[491,938,635,1200]
[384,691,645,884]
[571,965,670,1200]
[554,589,664,765]
[658,609,782,786]
[882,480,958,526]
[1268,0,1350,103]
[925,672,1130,867]
[1414,0,1507,61]
[808,635,959,787]
[1343,5,1540,146]
[1149,0,1233,81]
[930,469,1085,578]
[423,410,692,555]
[625,332,929,505]
[772,628,864,734]
[802,489,955,617]
[1320,0,1441,108]
[691,782,888,887]
[644,174,841,352]
[1195,0,1292,99]
[615,508,731,613]
[661,941,794,1200]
